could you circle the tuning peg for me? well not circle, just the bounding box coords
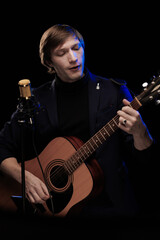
[142,82,148,88]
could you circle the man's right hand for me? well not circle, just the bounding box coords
[0,157,50,204]
[25,170,50,204]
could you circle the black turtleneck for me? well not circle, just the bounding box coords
[55,74,90,143]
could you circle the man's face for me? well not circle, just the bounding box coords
[50,35,85,83]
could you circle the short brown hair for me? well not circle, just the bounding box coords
[39,24,85,74]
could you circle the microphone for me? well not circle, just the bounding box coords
[18,79,32,99]
[17,79,40,124]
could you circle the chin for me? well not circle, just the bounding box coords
[70,71,84,82]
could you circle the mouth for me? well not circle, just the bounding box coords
[69,65,81,71]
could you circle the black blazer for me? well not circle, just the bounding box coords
[0,69,152,217]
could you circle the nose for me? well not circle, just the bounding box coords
[68,50,78,63]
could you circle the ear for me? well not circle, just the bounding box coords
[46,60,56,72]
[46,59,54,68]
[42,60,55,74]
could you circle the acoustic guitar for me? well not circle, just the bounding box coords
[0,75,159,217]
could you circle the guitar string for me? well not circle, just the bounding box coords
[44,100,140,189]
[43,105,134,187]
[45,105,134,187]
[44,116,117,181]
[44,115,120,187]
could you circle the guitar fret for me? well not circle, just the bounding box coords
[99,130,106,140]
[75,151,84,164]
[92,136,99,147]
[71,155,80,168]
[112,118,118,127]
[87,140,96,152]
[64,160,74,174]
[103,127,110,137]
[79,147,90,159]
[114,115,120,125]
[130,97,142,110]
[66,153,83,174]
[96,134,103,144]
[106,125,112,135]
[83,144,93,155]
[108,122,114,132]
[67,158,76,172]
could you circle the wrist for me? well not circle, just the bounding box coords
[133,127,153,151]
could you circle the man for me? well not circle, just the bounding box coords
[0,24,154,217]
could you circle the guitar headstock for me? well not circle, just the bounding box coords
[137,75,160,106]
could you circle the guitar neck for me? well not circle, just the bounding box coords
[64,97,142,175]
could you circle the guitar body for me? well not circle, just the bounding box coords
[0,136,104,217]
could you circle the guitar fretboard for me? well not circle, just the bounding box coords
[64,97,142,175]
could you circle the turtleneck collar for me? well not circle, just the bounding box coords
[55,69,89,94]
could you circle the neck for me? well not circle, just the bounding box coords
[57,73,85,83]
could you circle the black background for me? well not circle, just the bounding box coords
[0,4,160,239]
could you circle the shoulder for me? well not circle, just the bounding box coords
[32,80,55,101]
[31,80,56,106]
[88,70,127,92]
[96,75,127,87]
[32,81,53,95]
[88,70,133,101]
[87,69,126,86]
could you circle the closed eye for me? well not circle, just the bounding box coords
[55,42,82,56]
[56,50,66,56]
[72,43,81,51]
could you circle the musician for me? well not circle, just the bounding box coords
[0,24,156,217]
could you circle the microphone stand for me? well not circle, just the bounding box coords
[17,79,35,215]
[18,117,33,215]
[17,79,54,215]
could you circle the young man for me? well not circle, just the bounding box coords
[0,24,154,217]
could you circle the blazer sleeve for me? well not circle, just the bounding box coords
[114,80,157,167]
[0,111,35,164]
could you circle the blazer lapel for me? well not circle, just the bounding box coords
[88,71,101,137]
[45,80,59,130]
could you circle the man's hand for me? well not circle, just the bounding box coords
[117,99,153,150]
[0,157,50,204]
[25,170,50,204]
[117,99,145,135]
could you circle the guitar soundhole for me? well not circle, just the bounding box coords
[45,159,73,193]
[50,165,68,189]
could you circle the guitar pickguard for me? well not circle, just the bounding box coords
[46,184,73,214]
